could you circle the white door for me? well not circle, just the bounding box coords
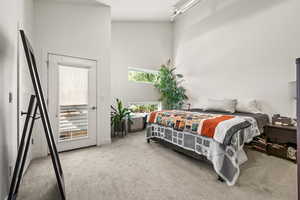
[48,54,97,152]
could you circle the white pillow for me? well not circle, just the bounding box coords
[236,100,262,114]
[203,99,237,113]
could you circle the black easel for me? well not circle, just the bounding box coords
[296,58,300,200]
[7,30,66,200]
[8,95,38,200]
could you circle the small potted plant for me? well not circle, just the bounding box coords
[111,99,132,137]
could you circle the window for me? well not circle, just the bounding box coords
[129,102,161,114]
[59,65,89,141]
[128,67,158,84]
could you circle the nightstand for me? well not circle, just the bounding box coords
[265,124,297,162]
[265,124,297,144]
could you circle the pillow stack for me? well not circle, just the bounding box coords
[203,99,262,114]
[236,99,262,114]
[203,99,237,113]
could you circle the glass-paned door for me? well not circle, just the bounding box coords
[48,54,97,152]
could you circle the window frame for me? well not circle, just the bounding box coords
[128,101,162,114]
[128,67,159,84]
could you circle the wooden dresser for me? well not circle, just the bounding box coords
[264,124,297,162]
[265,124,297,144]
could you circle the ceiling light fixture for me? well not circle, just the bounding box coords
[171,0,202,21]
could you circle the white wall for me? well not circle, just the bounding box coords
[0,0,34,198]
[19,0,35,176]
[111,22,173,105]
[174,0,299,117]
[0,1,18,197]
[33,0,111,158]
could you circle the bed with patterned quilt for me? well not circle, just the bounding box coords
[146,110,269,186]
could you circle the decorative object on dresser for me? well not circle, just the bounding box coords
[265,124,297,162]
[272,114,294,126]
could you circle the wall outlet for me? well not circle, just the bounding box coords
[8,92,13,103]
[8,166,12,177]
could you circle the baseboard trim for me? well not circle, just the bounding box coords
[98,138,111,146]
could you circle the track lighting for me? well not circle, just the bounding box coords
[171,0,202,21]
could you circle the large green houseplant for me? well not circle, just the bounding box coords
[154,61,188,109]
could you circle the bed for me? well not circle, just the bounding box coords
[146,109,269,186]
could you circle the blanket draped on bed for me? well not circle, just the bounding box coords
[146,110,260,186]
[148,110,252,144]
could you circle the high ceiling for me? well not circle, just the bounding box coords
[97,0,180,21]
[38,0,181,21]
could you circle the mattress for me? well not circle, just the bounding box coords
[146,110,268,186]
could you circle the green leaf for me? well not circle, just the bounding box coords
[111,98,132,129]
[154,62,188,109]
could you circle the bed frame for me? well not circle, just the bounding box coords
[147,138,225,182]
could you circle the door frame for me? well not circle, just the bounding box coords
[47,53,98,152]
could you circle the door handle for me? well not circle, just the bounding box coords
[91,106,97,110]
[21,111,28,116]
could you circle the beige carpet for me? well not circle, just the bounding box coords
[18,131,297,200]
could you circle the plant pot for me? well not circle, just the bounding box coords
[112,119,128,137]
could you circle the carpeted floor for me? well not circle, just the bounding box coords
[18,131,296,200]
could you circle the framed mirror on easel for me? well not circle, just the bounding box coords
[7,30,66,200]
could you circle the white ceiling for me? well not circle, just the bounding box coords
[97,0,180,21]
[38,0,181,21]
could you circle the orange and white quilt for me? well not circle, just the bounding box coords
[147,110,251,144]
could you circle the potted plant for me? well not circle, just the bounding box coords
[154,60,188,109]
[111,99,132,137]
